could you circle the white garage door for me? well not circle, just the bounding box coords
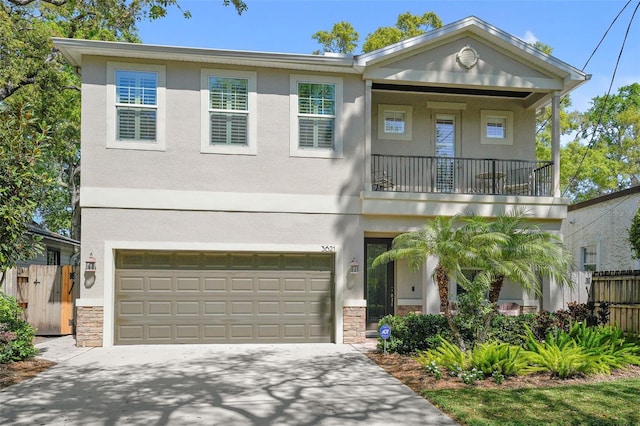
[114,251,334,345]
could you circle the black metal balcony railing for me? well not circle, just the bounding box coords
[371,154,553,196]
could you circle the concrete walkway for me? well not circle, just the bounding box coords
[0,338,459,425]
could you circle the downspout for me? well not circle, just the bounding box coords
[551,92,561,197]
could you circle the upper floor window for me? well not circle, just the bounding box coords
[481,110,513,145]
[107,62,166,151]
[378,104,412,141]
[290,75,343,158]
[116,70,157,141]
[201,69,257,155]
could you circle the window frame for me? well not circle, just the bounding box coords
[46,248,61,266]
[480,110,513,145]
[289,74,343,159]
[378,104,412,141]
[106,62,166,151]
[200,69,257,155]
[581,245,598,272]
[432,111,460,193]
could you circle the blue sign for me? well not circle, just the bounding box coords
[379,324,391,340]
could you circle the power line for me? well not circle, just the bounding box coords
[534,0,632,136]
[561,0,640,198]
[581,0,634,71]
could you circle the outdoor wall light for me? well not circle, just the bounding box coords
[85,253,97,272]
[350,258,360,274]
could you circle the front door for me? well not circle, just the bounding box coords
[365,238,394,330]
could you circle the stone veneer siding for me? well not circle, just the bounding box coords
[343,306,366,343]
[397,305,423,316]
[76,306,104,347]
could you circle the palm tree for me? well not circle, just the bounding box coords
[484,208,574,305]
[372,209,574,348]
[471,208,575,342]
[373,216,457,314]
[372,214,487,349]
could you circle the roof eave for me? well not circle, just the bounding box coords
[52,38,359,74]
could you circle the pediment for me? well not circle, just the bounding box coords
[363,35,563,93]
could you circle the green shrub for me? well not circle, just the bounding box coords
[417,337,469,371]
[468,341,527,376]
[569,322,640,371]
[377,313,450,354]
[487,313,538,345]
[521,327,604,378]
[0,293,37,363]
[416,338,526,376]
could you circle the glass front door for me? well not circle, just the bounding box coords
[365,238,394,330]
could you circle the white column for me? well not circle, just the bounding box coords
[542,275,565,312]
[423,255,440,314]
[551,92,561,197]
[364,80,373,191]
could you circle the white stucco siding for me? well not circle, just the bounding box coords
[80,207,366,346]
[81,56,366,197]
[563,193,640,271]
[371,93,535,160]
[369,37,562,91]
[81,207,361,296]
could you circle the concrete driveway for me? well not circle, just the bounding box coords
[0,339,458,425]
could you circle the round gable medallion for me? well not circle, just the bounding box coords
[457,45,479,69]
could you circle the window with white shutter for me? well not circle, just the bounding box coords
[290,75,343,159]
[116,71,157,141]
[297,82,335,149]
[107,62,165,151]
[201,69,257,155]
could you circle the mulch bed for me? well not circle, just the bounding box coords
[0,359,56,390]
[365,351,640,392]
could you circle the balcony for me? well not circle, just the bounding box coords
[371,154,553,197]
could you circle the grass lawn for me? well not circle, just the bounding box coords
[422,378,640,426]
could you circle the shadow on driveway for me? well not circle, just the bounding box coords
[0,344,458,425]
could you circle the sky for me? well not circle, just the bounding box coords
[137,0,640,114]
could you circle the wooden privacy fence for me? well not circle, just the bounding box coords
[6,265,78,335]
[591,270,640,334]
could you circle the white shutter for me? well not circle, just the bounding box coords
[115,70,158,142]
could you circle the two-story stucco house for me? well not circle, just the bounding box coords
[54,16,589,347]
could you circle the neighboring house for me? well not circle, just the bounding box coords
[3,223,79,298]
[2,225,80,336]
[53,16,588,347]
[16,224,80,268]
[562,186,640,272]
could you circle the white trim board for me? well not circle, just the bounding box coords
[81,187,362,215]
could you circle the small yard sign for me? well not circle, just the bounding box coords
[379,324,391,354]
[379,324,391,340]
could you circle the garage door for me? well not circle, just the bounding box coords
[114,251,334,345]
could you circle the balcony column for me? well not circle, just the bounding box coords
[365,79,373,191]
[551,92,561,197]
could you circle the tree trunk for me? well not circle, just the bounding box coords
[69,161,81,242]
[488,275,505,304]
[435,264,466,352]
[478,275,505,344]
[435,264,450,314]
